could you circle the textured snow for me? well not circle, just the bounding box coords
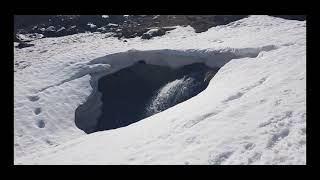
[14,15,306,165]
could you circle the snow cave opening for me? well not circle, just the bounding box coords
[76,61,219,133]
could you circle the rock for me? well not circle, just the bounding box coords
[190,15,248,33]
[204,70,217,82]
[87,23,97,29]
[114,32,123,39]
[16,42,35,49]
[14,34,21,42]
[141,28,168,39]
[55,27,66,36]
[65,26,79,35]
[46,26,56,32]
[107,23,119,27]
[14,15,250,40]
[16,33,43,42]
[97,26,108,33]
[141,32,152,39]
[43,26,57,37]
[57,27,66,32]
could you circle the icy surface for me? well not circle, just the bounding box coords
[14,15,306,165]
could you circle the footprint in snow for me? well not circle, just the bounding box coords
[208,151,234,165]
[244,142,255,150]
[36,120,45,128]
[248,152,262,164]
[266,128,290,148]
[34,107,42,115]
[28,95,40,102]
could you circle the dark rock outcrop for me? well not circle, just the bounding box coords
[141,27,176,39]
[186,15,249,33]
[16,15,305,42]
[14,15,251,41]
[16,42,35,49]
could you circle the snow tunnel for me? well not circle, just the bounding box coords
[75,60,219,134]
[74,46,276,134]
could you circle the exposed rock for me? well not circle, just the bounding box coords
[204,70,217,82]
[43,26,57,37]
[16,42,35,49]
[55,27,66,36]
[97,26,107,33]
[16,15,305,42]
[65,26,79,35]
[16,33,43,42]
[15,15,249,40]
[141,27,175,39]
[188,15,249,33]
[14,34,21,42]
[142,28,164,39]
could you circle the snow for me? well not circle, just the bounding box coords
[146,77,196,115]
[153,15,160,19]
[46,26,55,31]
[14,15,306,165]
[107,23,118,27]
[87,23,97,28]
[97,27,106,31]
[17,33,44,41]
[57,27,66,32]
[144,28,161,36]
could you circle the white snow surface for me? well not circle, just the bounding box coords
[14,15,306,165]
[87,23,97,28]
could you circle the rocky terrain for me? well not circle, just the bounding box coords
[14,15,249,45]
[14,15,306,48]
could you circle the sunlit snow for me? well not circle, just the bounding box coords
[14,15,306,165]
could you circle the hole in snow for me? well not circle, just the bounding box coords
[28,95,40,102]
[76,61,219,133]
[75,46,278,134]
[34,107,42,115]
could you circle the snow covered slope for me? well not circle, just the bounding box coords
[14,15,306,165]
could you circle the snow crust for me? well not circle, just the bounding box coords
[14,15,306,164]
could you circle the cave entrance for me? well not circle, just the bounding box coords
[77,61,219,133]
